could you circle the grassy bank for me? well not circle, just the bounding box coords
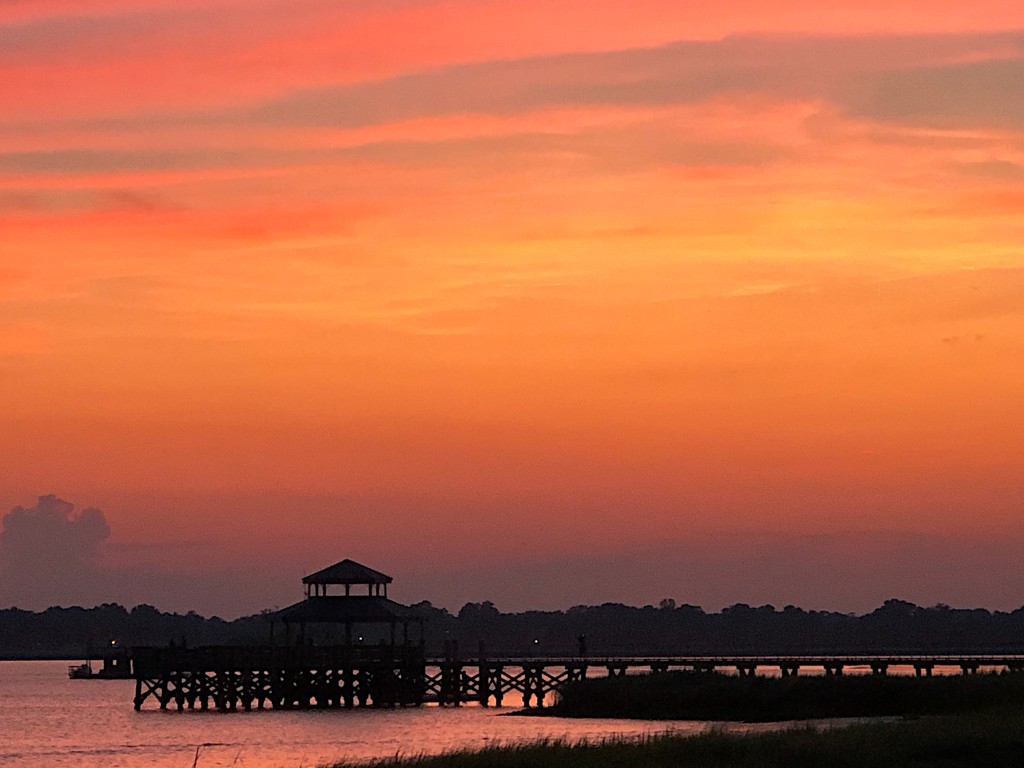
[328,708,1024,768]
[533,670,1024,721]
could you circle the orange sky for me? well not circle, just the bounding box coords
[2,1,1023,616]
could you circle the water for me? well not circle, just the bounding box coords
[0,661,731,768]
[3,661,974,767]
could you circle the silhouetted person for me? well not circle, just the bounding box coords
[577,634,587,657]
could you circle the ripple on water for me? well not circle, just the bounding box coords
[0,660,862,768]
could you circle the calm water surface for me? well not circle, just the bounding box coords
[4,661,959,767]
[0,661,730,768]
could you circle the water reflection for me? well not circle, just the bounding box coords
[0,660,987,768]
[0,661,703,768]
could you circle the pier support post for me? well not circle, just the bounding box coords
[523,664,546,708]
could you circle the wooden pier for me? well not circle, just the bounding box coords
[132,645,425,711]
[423,654,1024,706]
[131,650,1024,711]
[125,560,1024,712]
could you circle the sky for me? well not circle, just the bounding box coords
[2,1,1023,618]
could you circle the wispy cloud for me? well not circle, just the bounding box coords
[3,3,1024,613]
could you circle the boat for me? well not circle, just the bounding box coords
[68,662,95,679]
[68,643,133,679]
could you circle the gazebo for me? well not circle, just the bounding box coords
[302,559,392,598]
[274,559,424,647]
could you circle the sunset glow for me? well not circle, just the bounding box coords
[2,1,1023,616]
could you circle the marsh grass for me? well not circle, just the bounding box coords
[542,670,1024,721]
[326,708,1024,768]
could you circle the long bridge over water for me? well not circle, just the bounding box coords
[131,647,1024,711]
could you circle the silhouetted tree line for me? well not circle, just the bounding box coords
[439,599,1024,657]
[4,598,1024,659]
[0,604,266,659]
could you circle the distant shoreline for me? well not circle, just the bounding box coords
[7,599,1024,661]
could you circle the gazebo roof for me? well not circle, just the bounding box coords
[302,559,393,585]
[275,596,417,624]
